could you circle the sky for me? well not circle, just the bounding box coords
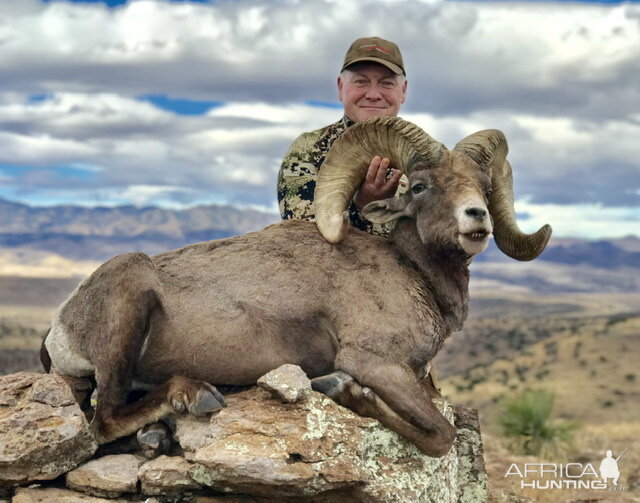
[0,0,638,239]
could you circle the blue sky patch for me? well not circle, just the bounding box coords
[27,94,54,104]
[139,94,223,115]
[305,100,343,109]
[40,0,212,6]
[0,164,100,182]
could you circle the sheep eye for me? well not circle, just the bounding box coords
[411,183,426,194]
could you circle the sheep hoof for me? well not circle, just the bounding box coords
[167,377,226,417]
[311,371,354,399]
[136,422,171,459]
[189,385,226,416]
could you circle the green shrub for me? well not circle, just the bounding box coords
[499,390,579,456]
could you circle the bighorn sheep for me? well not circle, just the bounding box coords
[41,116,551,457]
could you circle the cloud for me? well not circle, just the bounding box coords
[0,0,637,237]
[3,0,638,118]
[516,201,640,239]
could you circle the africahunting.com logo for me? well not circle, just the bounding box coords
[504,449,629,491]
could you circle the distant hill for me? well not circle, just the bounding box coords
[0,199,638,293]
[0,198,279,260]
[474,235,640,268]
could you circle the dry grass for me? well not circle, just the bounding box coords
[440,307,640,502]
[0,248,99,278]
[443,315,640,427]
[485,430,640,502]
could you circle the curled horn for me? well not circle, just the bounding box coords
[315,116,446,243]
[455,130,552,261]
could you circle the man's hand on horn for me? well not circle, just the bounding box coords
[354,156,402,210]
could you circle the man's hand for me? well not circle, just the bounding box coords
[353,156,402,210]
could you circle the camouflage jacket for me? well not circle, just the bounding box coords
[277,116,404,237]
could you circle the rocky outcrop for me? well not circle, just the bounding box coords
[0,369,487,502]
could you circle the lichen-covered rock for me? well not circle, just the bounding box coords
[453,406,488,503]
[139,455,202,495]
[0,372,97,488]
[1,371,488,502]
[177,387,460,502]
[65,454,143,498]
[256,364,312,403]
[12,486,136,502]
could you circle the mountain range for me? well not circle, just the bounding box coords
[0,198,279,260]
[0,198,638,294]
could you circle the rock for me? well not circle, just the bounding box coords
[177,387,464,502]
[66,454,143,498]
[26,374,77,407]
[171,416,218,452]
[0,372,97,488]
[187,497,276,503]
[453,405,488,502]
[1,371,488,502]
[256,364,312,403]
[138,455,202,495]
[12,486,135,502]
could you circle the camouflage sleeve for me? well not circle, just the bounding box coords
[277,133,320,221]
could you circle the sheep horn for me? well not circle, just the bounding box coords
[454,130,552,261]
[315,116,446,243]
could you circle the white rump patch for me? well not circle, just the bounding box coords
[46,322,95,376]
[46,280,95,377]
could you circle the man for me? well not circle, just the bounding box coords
[277,36,408,236]
[277,37,442,395]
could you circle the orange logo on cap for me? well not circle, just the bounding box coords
[360,44,391,55]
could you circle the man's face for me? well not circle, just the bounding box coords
[337,63,407,123]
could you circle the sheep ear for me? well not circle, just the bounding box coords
[361,198,413,224]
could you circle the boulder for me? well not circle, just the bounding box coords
[0,373,97,488]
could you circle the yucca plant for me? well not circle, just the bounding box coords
[499,389,579,456]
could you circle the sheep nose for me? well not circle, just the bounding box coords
[465,207,487,220]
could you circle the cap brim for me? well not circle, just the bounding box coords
[342,57,404,76]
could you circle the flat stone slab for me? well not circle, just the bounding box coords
[12,486,135,502]
[66,454,143,498]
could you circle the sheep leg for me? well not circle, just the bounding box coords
[312,371,453,456]
[74,254,224,444]
[331,350,456,457]
[93,375,226,444]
